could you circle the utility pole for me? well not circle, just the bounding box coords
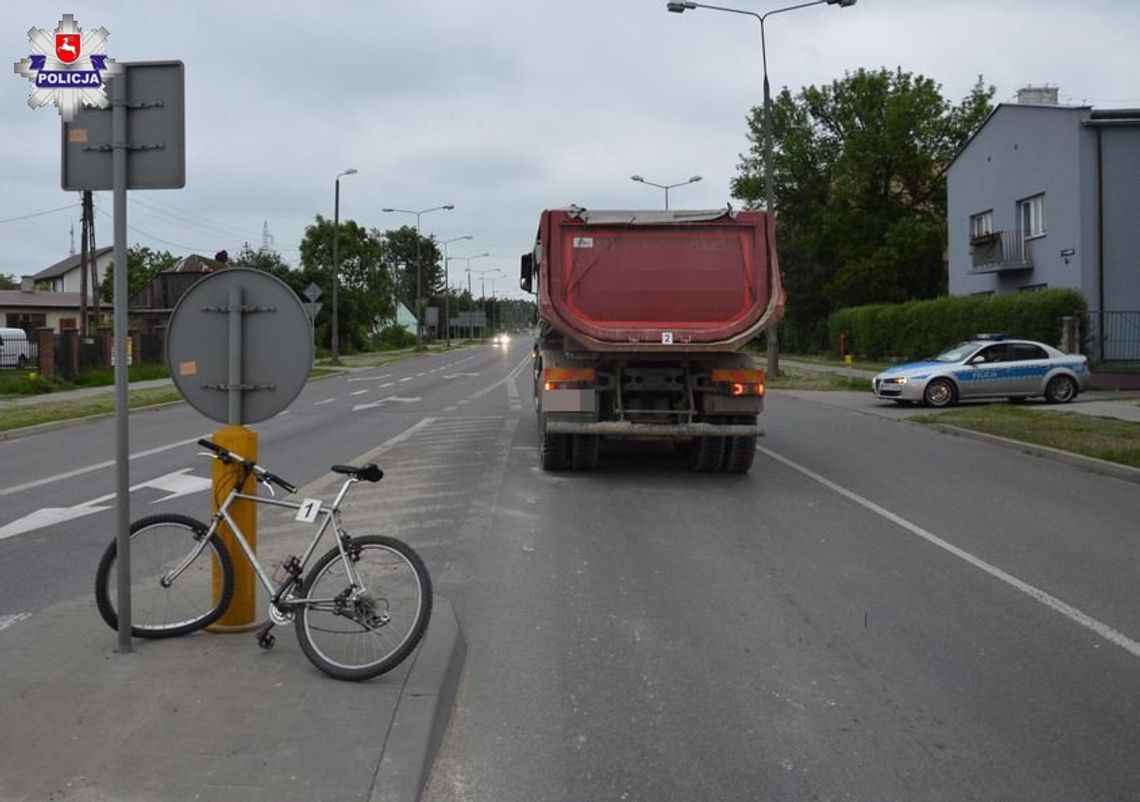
[79,193,89,336]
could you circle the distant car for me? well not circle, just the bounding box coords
[0,327,31,369]
[493,333,510,346]
[871,336,1091,408]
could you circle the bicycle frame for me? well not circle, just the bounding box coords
[162,474,364,607]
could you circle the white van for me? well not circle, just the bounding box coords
[0,327,31,369]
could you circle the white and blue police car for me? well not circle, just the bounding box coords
[871,335,1091,408]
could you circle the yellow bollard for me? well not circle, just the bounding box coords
[207,424,262,632]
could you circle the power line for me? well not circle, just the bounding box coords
[125,197,262,243]
[132,195,263,240]
[93,203,238,253]
[0,203,76,225]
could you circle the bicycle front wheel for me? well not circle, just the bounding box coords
[94,514,234,638]
[295,535,432,681]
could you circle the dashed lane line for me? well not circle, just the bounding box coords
[758,444,1140,661]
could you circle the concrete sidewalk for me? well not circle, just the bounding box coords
[0,449,465,802]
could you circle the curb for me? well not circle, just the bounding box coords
[372,598,466,802]
[923,422,1140,485]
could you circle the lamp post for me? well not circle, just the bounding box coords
[381,204,455,346]
[448,253,490,338]
[667,0,855,377]
[439,235,473,346]
[630,174,702,209]
[475,269,502,339]
[486,275,503,337]
[331,168,357,365]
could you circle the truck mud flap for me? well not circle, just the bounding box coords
[544,421,763,438]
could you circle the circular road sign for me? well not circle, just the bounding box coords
[166,268,313,424]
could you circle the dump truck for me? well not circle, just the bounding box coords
[520,206,784,473]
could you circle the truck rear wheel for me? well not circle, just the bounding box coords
[571,434,600,471]
[539,414,570,471]
[722,417,757,473]
[688,436,726,472]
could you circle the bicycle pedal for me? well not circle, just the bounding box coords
[257,632,276,650]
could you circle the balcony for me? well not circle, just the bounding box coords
[969,230,1034,273]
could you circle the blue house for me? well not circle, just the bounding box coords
[946,87,1140,361]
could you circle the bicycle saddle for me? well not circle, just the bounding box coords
[331,463,384,483]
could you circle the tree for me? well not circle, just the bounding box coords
[99,245,178,303]
[230,243,304,293]
[0,274,17,290]
[380,225,443,313]
[298,215,392,353]
[732,69,995,349]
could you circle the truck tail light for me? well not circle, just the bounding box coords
[712,368,765,397]
[543,367,597,390]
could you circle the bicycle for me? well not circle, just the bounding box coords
[94,439,433,681]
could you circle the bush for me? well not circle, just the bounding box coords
[829,288,1087,361]
[371,324,417,351]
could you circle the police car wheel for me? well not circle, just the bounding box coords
[923,378,957,408]
[1045,375,1077,404]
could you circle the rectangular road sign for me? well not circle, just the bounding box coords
[61,60,185,190]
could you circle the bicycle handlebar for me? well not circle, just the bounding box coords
[197,438,298,494]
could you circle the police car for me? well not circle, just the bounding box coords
[871,335,1091,408]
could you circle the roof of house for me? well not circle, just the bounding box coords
[32,246,114,281]
[944,102,1092,174]
[170,254,227,273]
[0,290,85,309]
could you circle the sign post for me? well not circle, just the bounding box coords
[61,61,185,652]
[167,269,313,629]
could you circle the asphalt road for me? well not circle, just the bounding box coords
[0,342,526,619]
[421,373,1140,801]
[3,343,1139,801]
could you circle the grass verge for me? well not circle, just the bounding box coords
[769,368,872,392]
[0,387,183,433]
[912,405,1140,469]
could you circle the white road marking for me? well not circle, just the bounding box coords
[758,445,1140,661]
[0,436,203,498]
[346,374,392,383]
[352,396,422,412]
[444,372,481,378]
[0,469,213,541]
[0,613,31,632]
[314,398,337,406]
[400,377,413,383]
[380,382,395,388]
[351,390,369,396]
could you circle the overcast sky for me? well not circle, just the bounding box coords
[3,1,1137,299]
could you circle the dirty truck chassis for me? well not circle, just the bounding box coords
[534,341,763,473]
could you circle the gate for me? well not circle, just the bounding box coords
[1083,311,1140,364]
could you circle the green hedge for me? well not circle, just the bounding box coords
[828,289,1087,361]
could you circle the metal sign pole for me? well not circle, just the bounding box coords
[111,70,131,653]
[228,286,243,424]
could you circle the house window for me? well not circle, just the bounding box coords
[969,211,993,239]
[1018,194,1045,238]
[1018,283,1048,292]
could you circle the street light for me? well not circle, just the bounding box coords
[448,253,490,338]
[438,235,473,346]
[668,0,856,377]
[331,167,357,365]
[630,174,702,209]
[381,204,455,346]
[474,268,502,339]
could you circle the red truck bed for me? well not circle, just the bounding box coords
[536,208,783,352]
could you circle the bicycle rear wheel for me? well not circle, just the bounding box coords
[295,535,432,681]
[94,514,234,638]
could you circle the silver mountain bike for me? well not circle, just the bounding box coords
[95,439,432,681]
